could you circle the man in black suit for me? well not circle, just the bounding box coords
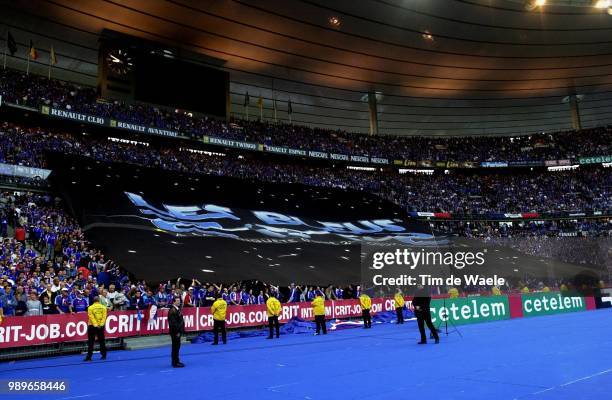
[412,286,439,345]
[168,296,185,367]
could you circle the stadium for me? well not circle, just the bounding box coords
[0,0,611,399]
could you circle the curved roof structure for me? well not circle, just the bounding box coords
[2,0,612,135]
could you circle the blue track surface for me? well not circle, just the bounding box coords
[2,310,611,400]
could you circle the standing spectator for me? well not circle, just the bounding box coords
[14,225,26,245]
[39,283,56,303]
[112,289,127,311]
[44,231,56,260]
[55,288,72,313]
[221,288,230,303]
[155,287,168,308]
[14,286,27,316]
[41,295,59,314]
[229,286,241,306]
[77,265,90,281]
[257,290,265,305]
[143,289,156,308]
[288,283,300,303]
[183,287,194,307]
[97,266,110,289]
[242,288,253,305]
[25,291,43,316]
[126,288,138,310]
[98,289,110,309]
[72,290,89,313]
[203,285,216,307]
[2,285,16,316]
[306,286,315,302]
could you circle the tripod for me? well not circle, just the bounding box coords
[432,295,463,338]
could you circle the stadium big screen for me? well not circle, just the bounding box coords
[134,53,228,117]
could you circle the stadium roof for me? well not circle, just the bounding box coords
[3,0,612,136]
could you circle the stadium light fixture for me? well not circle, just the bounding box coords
[399,168,434,175]
[422,30,435,41]
[201,269,215,273]
[594,0,610,8]
[524,0,545,10]
[329,16,341,27]
[347,165,376,171]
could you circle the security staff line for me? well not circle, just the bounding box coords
[6,326,425,373]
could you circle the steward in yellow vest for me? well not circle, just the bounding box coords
[211,295,227,345]
[84,296,107,362]
[360,293,372,329]
[394,292,405,324]
[311,293,327,335]
[266,296,281,339]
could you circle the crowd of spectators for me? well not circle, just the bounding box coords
[1,123,610,215]
[432,219,612,238]
[493,235,612,271]
[1,186,608,319]
[1,67,611,162]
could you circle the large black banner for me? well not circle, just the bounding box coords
[50,154,426,284]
